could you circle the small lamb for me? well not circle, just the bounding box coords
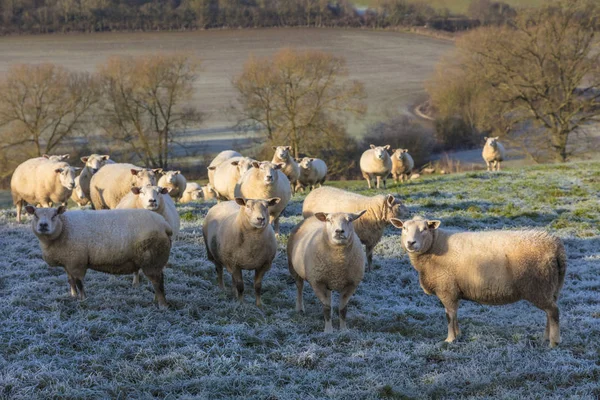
[482,136,506,171]
[296,157,327,192]
[391,149,414,183]
[360,144,392,189]
[272,146,300,194]
[287,211,367,332]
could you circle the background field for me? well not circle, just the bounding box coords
[1,162,598,398]
[353,0,546,14]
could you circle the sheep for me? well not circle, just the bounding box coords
[272,146,300,194]
[43,154,70,162]
[11,158,79,223]
[390,216,567,347]
[210,156,255,201]
[71,174,90,207]
[234,161,291,235]
[203,197,280,306]
[26,205,172,307]
[208,150,242,188]
[157,170,187,200]
[360,144,392,189]
[179,182,218,203]
[78,154,113,201]
[482,136,506,171]
[391,149,414,183]
[302,186,408,271]
[117,185,180,286]
[287,210,367,332]
[89,163,160,210]
[296,157,327,192]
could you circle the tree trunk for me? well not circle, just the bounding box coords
[551,129,569,162]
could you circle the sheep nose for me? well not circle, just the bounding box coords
[335,229,344,234]
[257,217,265,223]
[39,222,48,230]
[407,241,416,247]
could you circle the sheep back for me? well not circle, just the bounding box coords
[89,163,158,209]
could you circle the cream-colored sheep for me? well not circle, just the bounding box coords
[303,186,408,271]
[78,154,113,200]
[391,149,414,183]
[157,170,187,200]
[208,150,242,187]
[272,146,300,194]
[210,156,255,201]
[296,157,327,192]
[203,197,280,306]
[26,205,172,307]
[11,158,79,222]
[43,154,70,162]
[360,144,392,189]
[287,211,367,332]
[179,182,218,203]
[234,161,291,235]
[390,216,567,347]
[89,163,160,209]
[71,174,90,207]
[482,136,506,171]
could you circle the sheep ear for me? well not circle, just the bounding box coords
[54,168,64,173]
[208,166,217,170]
[61,154,70,160]
[81,156,89,163]
[174,171,180,175]
[309,158,315,162]
[370,144,376,149]
[25,205,36,215]
[235,197,246,206]
[384,145,391,150]
[427,220,441,230]
[389,218,403,229]
[159,187,169,195]
[272,146,278,150]
[102,155,110,160]
[274,163,284,170]
[285,146,291,150]
[131,187,141,195]
[403,149,408,153]
[56,205,67,215]
[43,154,50,159]
[349,209,367,221]
[484,137,489,140]
[267,197,281,206]
[131,169,140,176]
[315,212,328,222]
[494,136,499,140]
[386,194,395,207]
[152,168,163,174]
[251,161,261,168]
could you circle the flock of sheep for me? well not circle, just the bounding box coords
[8,137,566,347]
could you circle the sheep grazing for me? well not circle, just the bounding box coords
[390,216,567,347]
[272,146,300,194]
[287,211,367,332]
[210,156,255,201]
[208,150,242,188]
[43,154,70,162]
[157,170,187,200]
[71,175,90,207]
[296,157,327,192]
[79,154,113,201]
[26,206,172,307]
[391,149,414,183]
[234,161,291,235]
[303,186,408,271]
[360,144,392,189]
[180,182,217,203]
[11,158,79,222]
[89,163,160,209]
[203,197,280,306]
[482,136,506,171]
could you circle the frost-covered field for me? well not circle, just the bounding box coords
[1,162,599,399]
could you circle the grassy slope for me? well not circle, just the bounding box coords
[354,0,545,14]
[0,162,599,399]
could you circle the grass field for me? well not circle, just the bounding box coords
[0,162,599,398]
[353,0,546,14]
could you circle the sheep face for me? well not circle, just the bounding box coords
[131,186,168,211]
[299,158,313,170]
[130,168,159,187]
[370,144,391,160]
[44,154,70,162]
[315,211,367,246]
[385,195,409,220]
[25,205,66,237]
[484,137,500,148]
[56,167,78,190]
[162,170,180,184]
[390,217,441,254]
[393,149,409,160]
[251,161,283,185]
[75,181,86,199]
[273,146,291,160]
[235,197,281,229]
[190,189,203,200]
[81,154,110,174]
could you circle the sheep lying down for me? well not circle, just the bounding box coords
[391,217,567,347]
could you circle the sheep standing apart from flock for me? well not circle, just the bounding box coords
[157,170,187,200]
[482,136,506,171]
[78,154,114,201]
[208,150,242,188]
[272,146,300,194]
[303,186,408,271]
[390,216,567,347]
[26,206,173,307]
[203,197,280,306]
[296,157,327,192]
[360,144,392,189]
[211,156,256,201]
[391,149,414,183]
[89,163,160,209]
[287,211,367,332]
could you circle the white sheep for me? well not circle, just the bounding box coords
[482,136,506,171]
[272,146,300,194]
[71,174,90,207]
[296,157,327,192]
[43,154,70,162]
[26,205,172,307]
[180,182,217,203]
[210,156,255,201]
[234,161,291,235]
[157,170,187,200]
[287,210,367,332]
[11,158,79,222]
[390,216,567,347]
[303,186,408,271]
[89,163,160,209]
[360,144,392,189]
[203,197,280,306]
[78,154,113,200]
[208,150,242,188]
[391,149,414,183]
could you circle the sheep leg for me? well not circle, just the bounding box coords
[362,172,372,189]
[339,284,358,331]
[392,173,398,184]
[231,268,244,303]
[67,274,78,297]
[254,265,270,307]
[16,200,23,223]
[545,304,560,347]
[132,270,141,287]
[313,284,333,333]
[376,176,381,189]
[75,279,86,300]
[496,161,501,171]
[214,261,224,289]
[439,297,459,342]
[486,161,491,171]
[365,244,374,272]
[146,272,168,308]
[383,177,387,189]
[288,259,305,312]
[273,216,280,236]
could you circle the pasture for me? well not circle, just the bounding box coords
[353,0,546,14]
[1,162,599,399]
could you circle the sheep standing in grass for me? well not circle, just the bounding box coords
[360,144,392,189]
[303,186,408,271]
[78,154,114,201]
[11,158,79,222]
[296,157,327,192]
[272,146,300,194]
[482,136,506,171]
[210,156,255,201]
[390,216,567,347]
[287,211,367,332]
[234,161,291,235]
[391,149,414,183]
[26,205,172,307]
[89,163,160,209]
[180,182,217,203]
[208,150,242,188]
[203,197,280,306]
[157,170,187,200]
[71,175,90,207]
